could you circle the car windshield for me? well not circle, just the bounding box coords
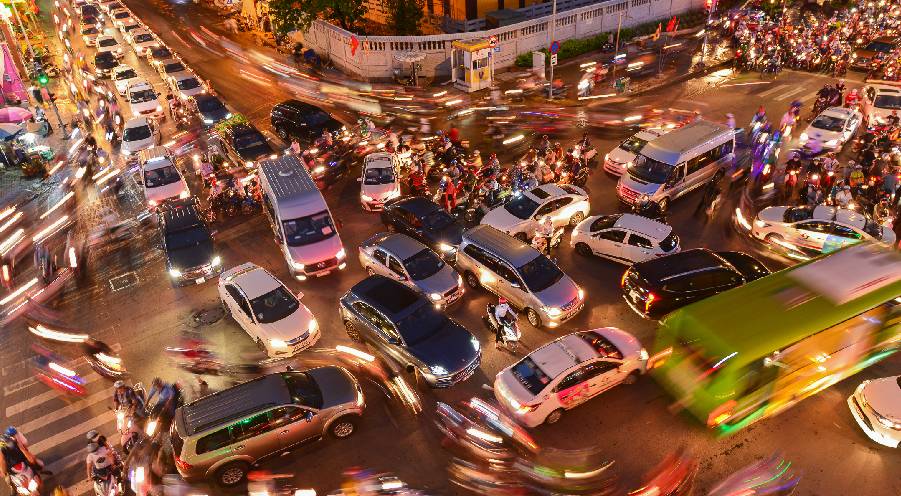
[364,166,395,185]
[177,78,200,90]
[873,94,901,110]
[151,48,171,59]
[82,27,98,35]
[503,194,539,220]
[197,97,224,112]
[865,41,894,52]
[283,372,324,409]
[115,68,137,80]
[282,210,336,247]
[144,165,180,188]
[130,89,156,103]
[862,218,883,239]
[423,209,454,229]
[517,255,564,292]
[249,285,298,323]
[395,304,447,346]
[589,214,620,231]
[164,63,185,74]
[783,206,814,222]
[510,357,551,396]
[134,33,153,43]
[123,124,151,142]
[96,54,116,66]
[165,226,208,251]
[629,154,673,184]
[114,11,129,18]
[234,131,266,149]
[99,38,117,47]
[404,249,444,281]
[810,115,845,132]
[619,135,649,154]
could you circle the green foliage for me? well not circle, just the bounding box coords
[214,113,248,135]
[269,0,368,35]
[384,0,424,36]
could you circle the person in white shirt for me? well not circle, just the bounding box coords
[493,297,515,346]
[834,185,853,208]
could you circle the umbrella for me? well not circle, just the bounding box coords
[0,123,23,140]
[0,107,33,124]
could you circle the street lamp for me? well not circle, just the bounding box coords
[547,0,557,100]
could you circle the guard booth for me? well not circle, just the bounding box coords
[451,38,494,93]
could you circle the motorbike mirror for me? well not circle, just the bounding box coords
[296,291,304,299]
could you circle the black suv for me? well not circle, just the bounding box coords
[158,199,222,286]
[271,100,343,144]
[621,248,770,319]
[380,197,464,260]
[219,123,275,168]
[94,52,117,78]
[339,275,481,388]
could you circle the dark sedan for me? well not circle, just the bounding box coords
[193,95,231,127]
[220,123,276,168]
[381,197,464,260]
[271,99,343,144]
[158,199,222,286]
[94,52,117,78]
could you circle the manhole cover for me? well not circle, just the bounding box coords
[190,307,225,326]
[109,271,139,292]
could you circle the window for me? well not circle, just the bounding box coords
[720,140,734,156]
[495,263,521,285]
[535,201,556,217]
[798,221,831,233]
[352,301,378,323]
[831,224,862,240]
[225,285,252,318]
[233,412,273,442]
[196,428,233,454]
[387,256,406,277]
[554,369,584,391]
[627,234,653,249]
[373,249,388,265]
[463,244,499,272]
[696,269,741,288]
[269,406,309,427]
[598,229,627,243]
[581,361,618,380]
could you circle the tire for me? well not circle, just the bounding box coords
[276,127,288,140]
[545,408,564,425]
[216,461,249,487]
[221,300,231,318]
[569,211,585,227]
[514,232,528,242]
[623,371,640,385]
[657,197,670,212]
[464,271,481,290]
[344,321,362,342]
[712,169,725,183]
[329,415,358,439]
[575,242,593,257]
[525,308,542,328]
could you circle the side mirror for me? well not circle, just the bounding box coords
[356,177,362,182]
[510,282,521,289]
[405,363,416,374]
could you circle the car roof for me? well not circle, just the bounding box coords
[349,275,423,317]
[820,107,856,119]
[364,152,393,168]
[113,64,133,73]
[640,120,732,165]
[231,266,281,299]
[633,128,667,140]
[613,213,672,237]
[194,94,220,104]
[632,248,729,283]
[128,80,152,91]
[170,71,197,82]
[161,200,203,232]
[124,116,149,128]
[180,373,291,436]
[391,196,441,216]
[529,183,568,199]
[811,205,868,229]
[463,225,539,267]
[276,99,325,114]
[377,233,427,260]
[526,334,601,379]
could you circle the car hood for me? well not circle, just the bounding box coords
[361,182,398,199]
[236,143,274,161]
[286,234,343,265]
[167,240,213,271]
[757,206,788,223]
[481,206,527,233]
[496,368,539,404]
[306,367,358,409]
[534,276,580,309]
[200,106,230,122]
[145,181,185,202]
[423,222,464,247]
[620,174,664,193]
[803,126,843,141]
[862,376,901,419]
[413,266,459,295]
[406,321,478,374]
[122,137,154,154]
[257,303,313,341]
[607,147,635,165]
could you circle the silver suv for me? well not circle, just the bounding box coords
[171,368,364,487]
[456,225,585,328]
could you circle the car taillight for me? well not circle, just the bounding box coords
[644,293,656,314]
[174,456,192,472]
[707,400,738,427]
[620,270,630,287]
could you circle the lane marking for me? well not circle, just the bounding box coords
[758,84,788,97]
[774,86,807,101]
[4,371,101,417]
[32,410,116,455]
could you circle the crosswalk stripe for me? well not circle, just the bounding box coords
[797,90,820,102]
[47,448,91,477]
[17,388,112,434]
[4,371,101,417]
[774,86,807,101]
[32,410,116,455]
[758,84,788,97]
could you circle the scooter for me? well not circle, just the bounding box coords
[92,463,123,496]
[8,463,41,496]
[484,304,522,351]
[83,339,127,379]
[531,228,564,255]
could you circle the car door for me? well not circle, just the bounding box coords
[532,200,559,232]
[666,163,687,197]
[368,248,391,277]
[386,254,409,284]
[695,269,743,298]
[224,284,256,335]
[549,197,574,228]
[593,229,627,261]
[553,367,590,409]
[581,360,622,398]
[792,220,831,250]
[271,405,322,450]
[496,262,528,310]
[826,223,863,251]
[230,410,281,461]
[623,232,655,263]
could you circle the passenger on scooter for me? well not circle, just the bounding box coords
[493,298,516,346]
[835,185,854,208]
[84,435,120,482]
[535,216,554,255]
[1,429,43,492]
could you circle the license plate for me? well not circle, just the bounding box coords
[316,271,328,277]
[195,277,205,284]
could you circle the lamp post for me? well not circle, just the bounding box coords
[547,0,557,100]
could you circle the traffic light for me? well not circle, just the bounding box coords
[37,72,49,87]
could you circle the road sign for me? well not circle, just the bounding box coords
[549,40,560,54]
[550,54,558,66]
[488,35,498,47]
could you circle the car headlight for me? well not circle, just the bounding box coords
[336,248,346,259]
[168,268,181,278]
[543,306,562,317]
[754,219,768,228]
[429,292,441,301]
[799,132,808,143]
[211,256,222,266]
[122,148,131,156]
[245,161,254,168]
[430,365,448,376]
[313,165,326,174]
[439,243,455,253]
[639,348,649,361]
[308,319,318,333]
[826,139,838,147]
[471,337,480,351]
[203,118,214,124]
[578,288,585,300]
[178,189,190,199]
[457,275,463,286]
[360,193,373,202]
[155,105,162,112]
[291,261,305,271]
[270,339,288,350]
[225,113,233,118]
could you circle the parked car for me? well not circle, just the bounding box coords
[127,29,159,56]
[110,8,133,28]
[147,46,173,65]
[358,232,464,309]
[119,18,142,37]
[480,184,590,241]
[167,72,205,100]
[848,375,901,448]
[219,123,276,169]
[571,213,679,264]
[93,51,117,78]
[138,146,189,208]
[158,198,221,286]
[494,327,648,427]
[851,36,899,70]
[338,275,481,388]
[380,197,464,260]
[219,262,320,357]
[799,106,862,151]
[603,128,667,176]
[158,58,188,79]
[112,64,140,96]
[81,25,100,46]
[193,94,231,126]
[621,248,770,319]
[121,116,160,156]
[752,205,895,255]
[271,99,343,143]
[360,152,401,211]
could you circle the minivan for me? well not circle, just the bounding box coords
[172,369,364,487]
[456,225,584,328]
[259,155,347,280]
[617,120,734,212]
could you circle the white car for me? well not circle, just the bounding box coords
[480,184,590,240]
[752,205,895,254]
[359,152,401,211]
[121,117,160,156]
[95,35,124,59]
[603,128,667,176]
[119,19,142,38]
[358,232,463,308]
[219,262,320,357]
[862,85,901,126]
[167,71,205,100]
[99,0,121,13]
[109,8,132,28]
[799,106,862,151]
[848,375,900,448]
[571,213,680,264]
[494,327,648,427]
[126,80,164,119]
[157,58,187,79]
[112,64,140,95]
[81,25,100,46]
[141,151,189,208]
[127,29,158,56]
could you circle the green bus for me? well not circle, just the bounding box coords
[650,243,901,435]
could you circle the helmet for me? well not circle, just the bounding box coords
[86,430,99,442]
[114,380,125,389]
[844,185,851,190]
[473,150,480,155]
[726,113,734,118]
[4,426,16,437]
[498,297,507,304]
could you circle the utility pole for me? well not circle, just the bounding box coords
[547,0,557,100]
[611,12,623,83]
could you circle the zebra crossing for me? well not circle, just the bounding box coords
[753,82,821,103]
[0,344,122,496]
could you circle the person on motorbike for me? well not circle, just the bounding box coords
[578,132,591,150]
[318,129,333,149]
[888,110,900,127]
[780,109,796,131]
[725,113,736,130]
[751,105,767,126]
[835,184,854,208]
[440,177,457,212]
[535,216,554,255]
[1,429,43,493]
[845,88,860,108]
[470,150,483,172]
[483,152,500,179]
[493,298,516,347]
[84,435,120,483]
[113,381,145,418]
[539,135,551,152]
[147,378,179,419]
[408,168,425,196]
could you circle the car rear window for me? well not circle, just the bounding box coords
[576,332,623,359]
[510,357,551,395]
[659,233,679,252]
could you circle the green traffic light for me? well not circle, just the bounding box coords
[37,73,49,86]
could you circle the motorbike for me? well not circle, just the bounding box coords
[83,339,126,379]
[92,463,123,496]
[31,345,87,397]
[8,463,41,496]
[531,227,564,255]
[484,304,522,351]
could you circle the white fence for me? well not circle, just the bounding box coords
[302,0,702,81]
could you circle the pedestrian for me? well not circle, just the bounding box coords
[290,139,301,155]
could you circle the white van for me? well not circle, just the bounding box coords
[259,155,347,280]
[616,120,734,212]
[138,146,189,209]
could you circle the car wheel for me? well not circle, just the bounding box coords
[712,170,725,183]
[344,321,362,342]
[545,408,564,425]
[216,461,249,487]
[255,337,268,353]
[329,416,358,439]
[276,127,288,140]
[525,308,542,328]
[575,242,593,257]
[514,232,528,242]
[464,271,481,290]
[221,300,231,318]
[569,211,585,227]
[623,371,640,385]
[657,197,670,212]
[366,267,376,276]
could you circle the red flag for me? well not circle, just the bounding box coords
[350,36,359,56]
[666,16,677,32]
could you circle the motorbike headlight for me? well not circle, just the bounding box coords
[471,337,480,351]
[429,292,442,301]
[457,275,463,286]
[639,348,649,361]
[225,113,233,119]
[211,256,222,266]
[202,118,214,124]
[430,365,448,376]
[155,105,162,112]
[168,268,181,278]
[336,248,346,259]
[244,161,254,168]
[313,165,326,174]
[178,189,190,199]
[799,132,809,143]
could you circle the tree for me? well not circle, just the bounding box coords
[384,0,423,36]
[269,0,367,35]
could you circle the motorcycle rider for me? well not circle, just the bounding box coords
[492,297,516,347]
[835,184,854,208]
[84,434,120,485]
[112,380,145,418]
[751,105,767,127]
[535,215,554,255]
[1,428,43,493]
[845,88,860,108]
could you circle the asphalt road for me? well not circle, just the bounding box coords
[0,1,899,495]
